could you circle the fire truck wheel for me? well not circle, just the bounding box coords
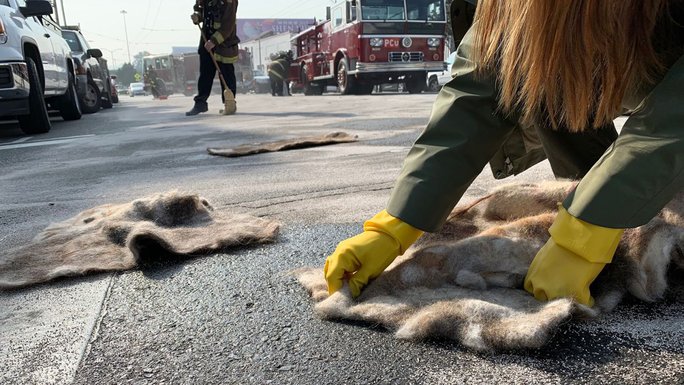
[336,59,356,95]
[301,67,322,96]
[406,74,427,94]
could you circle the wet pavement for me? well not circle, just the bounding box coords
[0,93,682,384]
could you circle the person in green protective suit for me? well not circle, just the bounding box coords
[325,0,684,306]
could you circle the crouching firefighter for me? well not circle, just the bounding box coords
[186,0,240,116]
[267,51,293,96]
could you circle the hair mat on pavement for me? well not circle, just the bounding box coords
[295,181,684,352]
[207,132,358,157]
[0,191,280,289]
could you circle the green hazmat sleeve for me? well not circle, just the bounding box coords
[563,53,684,228]
[386,29,518,232]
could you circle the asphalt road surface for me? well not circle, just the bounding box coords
[1,92,682,385]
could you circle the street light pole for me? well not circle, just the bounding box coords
[51,0,59,25]
[103,48,123,69]
[60,0,66,26]
[120,10,131,64]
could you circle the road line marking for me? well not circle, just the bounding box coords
[9,137,32,144]
[0,135,94,150]
[40,134,95,141]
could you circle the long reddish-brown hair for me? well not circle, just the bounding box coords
[473,0,667,131]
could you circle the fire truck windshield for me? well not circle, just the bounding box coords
[361,0,405,20]
[406,0,445,21]
[361,0,445,22]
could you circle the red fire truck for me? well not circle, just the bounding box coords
[181,49,255,96]
[290,0,447,95]
[143,54,186,96]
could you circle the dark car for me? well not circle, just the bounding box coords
[109,75,119,103]
[61,27,114,113]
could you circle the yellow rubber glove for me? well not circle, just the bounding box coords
[324,210,423,298]
[524,206,624,306]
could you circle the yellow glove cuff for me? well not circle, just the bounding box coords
[363,210,424,254]
[550,206,624,264]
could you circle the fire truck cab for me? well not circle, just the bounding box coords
[143,54,186,95]
[291,0,447,95]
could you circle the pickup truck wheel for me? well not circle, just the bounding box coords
[18,57,51,134]
[428,76,440,92]
[57,71,82,121]
[336,59,356,95]
[80,76,101,113]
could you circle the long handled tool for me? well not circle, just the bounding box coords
[197,24,236,115]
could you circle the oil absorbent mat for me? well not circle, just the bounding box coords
[296,181,684,352]
[207,132,358,157]
[0,192,280,289]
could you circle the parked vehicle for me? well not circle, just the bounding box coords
[109,75,119,103]
[116,84,128,95]
[61,27,114,113]
[426,51,456,92]
[289,0,447,95]
[128,82,146,96]
[0,0,81,134]
[253,69,271,94]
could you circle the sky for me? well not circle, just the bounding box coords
[54,0,336,68]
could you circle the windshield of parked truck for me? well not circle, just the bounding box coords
[361,0,405,20]
[61,31,83,52]
[406,0,445,21]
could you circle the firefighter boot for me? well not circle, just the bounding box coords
[185,102,209,116]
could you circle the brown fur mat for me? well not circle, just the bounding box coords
[207,132,358,157]
[0,192,280,289]
[296,181,684,352]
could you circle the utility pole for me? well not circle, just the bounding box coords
[120,10,131,64]
[60,0,66,26]
[103,48,122,69]
[52,0,66,26]
[52,0,59,25]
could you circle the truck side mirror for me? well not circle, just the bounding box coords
[326,6,331,21]
[19,0,53,18]
[87,49,103,59]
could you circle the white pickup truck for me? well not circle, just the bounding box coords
[0,0,81,134]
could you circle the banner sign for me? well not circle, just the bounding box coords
[237,19,316,42]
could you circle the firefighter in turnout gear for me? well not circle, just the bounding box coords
[267,51,293,96]
[186,0,240,116]
[145,65,166,99]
